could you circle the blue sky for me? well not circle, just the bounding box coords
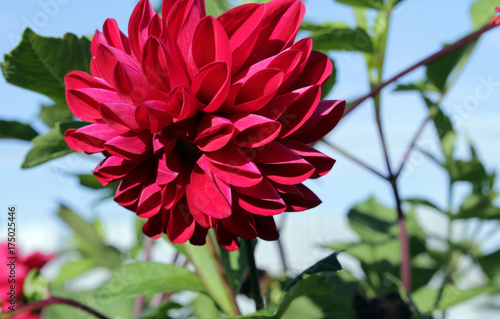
[1,0,500,274]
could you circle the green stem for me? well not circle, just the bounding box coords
[245,239,264,311]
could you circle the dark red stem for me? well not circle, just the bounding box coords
[0,297,110,319]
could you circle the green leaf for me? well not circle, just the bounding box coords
[77,174,106,190]
[96,262,205,299]
[23,270,49,302]
[426,42,475,92]
[412,285,494,312]
[57,205,122,269]
[22,121,87,168]
[405,198,446,214]
[0,120,38,141]
[321,58,337,99]
[422,97,456,160]
[139,301,182,319]
[334,0,384,10]
[218,240,251,294]
[39,102,73,128]
[477,250,500,279]
[448,159,487,184]
[454,194,500,219]
[205,0,233,17]
[347,197,397,243]
[471,0,499,29]
[310,27,374,53]
[181,242,240,316]
[52,259,97,285]
[1,28,91,103]
[230,253,346,319]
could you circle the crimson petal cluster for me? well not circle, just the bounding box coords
[64,0,345,250]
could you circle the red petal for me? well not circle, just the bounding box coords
[152,133,176,154]
[204,145,262,187]
[251,141,315,185]
[195,114,234,152]
[189,16,231,76]
[95,44,141,84]
[220,207,257,240]
[254,215,279,241]
[235,179,286,216]
[273,182,321,212]
[279,139,336,178]
[288,100,345,144]
[168,197,196,244]
[115,163,149,207]
[162,118,199,142]
[93,156,138,185]
[142,37,190,93]
[136,182,163,218]
[136,100,173,133]
[143,209,169,239]
[65,71,111,90]
[164,0,206,42]
[249,0,304,62]
[278,85,321,138]
[218,3,265,75]
[128,0,156,59]
[104,131,152,160]
[186,162,232,219]
[189,224,209,246]
[279,38,313,92]
[229,114,281,148]
[290,50,332,90]
[100,102,142,132]
[103,18,131,54]
[156,151,180,185]
[191,62,230,113]
[65,124,120,153]
[113,62,166,105]
[223,69,283,114]
[66,88,120,123]
[165,86,200,122]
[215,224,240,251]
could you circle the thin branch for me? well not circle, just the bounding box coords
[0,297,110,319]
[395,114,435,177]
[344,23,500,117]
[321,139,387,180]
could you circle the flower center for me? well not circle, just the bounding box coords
[175,139,201,162]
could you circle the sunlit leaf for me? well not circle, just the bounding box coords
[1,28,90,104]
[22,121,87,168]
[95,262,205,299]
[471,0,499,29]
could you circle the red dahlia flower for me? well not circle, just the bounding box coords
[0,244,53,318]
[64,0,345,250]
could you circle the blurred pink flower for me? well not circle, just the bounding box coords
[0,243,53,318]
[64,0,345,250]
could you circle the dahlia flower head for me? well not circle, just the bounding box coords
[64,0,345,250]
[0,244,53,318]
